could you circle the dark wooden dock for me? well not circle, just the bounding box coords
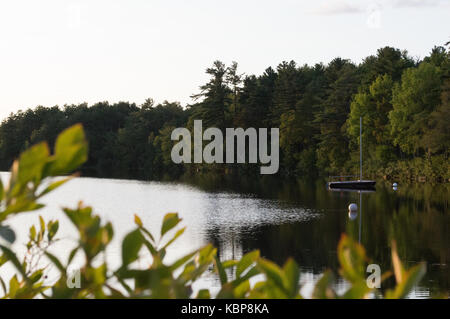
[328,180,376,190]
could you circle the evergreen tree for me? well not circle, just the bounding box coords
[191,61,231,130]
[315,59,360,174]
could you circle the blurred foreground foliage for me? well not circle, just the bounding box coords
[0,125,429,299]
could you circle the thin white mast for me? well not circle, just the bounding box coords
[360,117,362,181]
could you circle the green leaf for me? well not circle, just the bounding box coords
[170,250,197,272]
[222,260,238,269]
[214,255,228,285]
[67,247,80,265]
[9,275,20,298]
[29,269,44,284]
[17,142,50,185]
[197,244,216,265]
[161,213,181,237]
[103,222,114,245]
[387,263,426,299]
[233,280,250,298]
[0,254,7,267]
[122,229,144,266]
[29,225,37,242]
[142,238,158,256]
[138,226,155,243]
[282,258,300,297]
[179,245,216,283]
[215,283,235,299]
[341,281,373,299]
[0,225,16,244]
[196,289,211,299]
[38,177,71,198]
[233,266,260,287]
[39,215,45,232]
[88,263,107,285]
[1,200,45,219]
[0,177,4,202]
[44,251,66,273]
[257,258,287,294]
[236,250,259,278]
[312,270,336,299]
[0,245,27,280]
[391,240,405,283]
[385,240,427,299]
[49,124,88,176]
[47,220,59,241]
[337,234,367,283]
[0,276,6,295]
[162,227,185,250]
[134,214,143,227]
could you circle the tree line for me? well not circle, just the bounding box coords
[0,45,448,181]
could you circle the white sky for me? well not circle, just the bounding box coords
[0,0,449,121]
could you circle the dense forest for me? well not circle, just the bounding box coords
[0,45,449,182]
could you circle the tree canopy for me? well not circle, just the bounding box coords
[0,45,448,181]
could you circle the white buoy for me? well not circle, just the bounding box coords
[393,182,398,187]
[348,203,358,212]
[348,210,358,220]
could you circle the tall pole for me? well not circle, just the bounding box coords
[360,117,362,181]
[359,191,362,244]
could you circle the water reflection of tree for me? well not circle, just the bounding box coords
[200,177,449,295]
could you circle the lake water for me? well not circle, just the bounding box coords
[1,172,449,298]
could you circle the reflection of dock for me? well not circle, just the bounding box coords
[328,185,375,193]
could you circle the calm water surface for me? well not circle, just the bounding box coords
[1,173,448,298]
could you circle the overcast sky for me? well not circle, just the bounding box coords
[0,0,449,121]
